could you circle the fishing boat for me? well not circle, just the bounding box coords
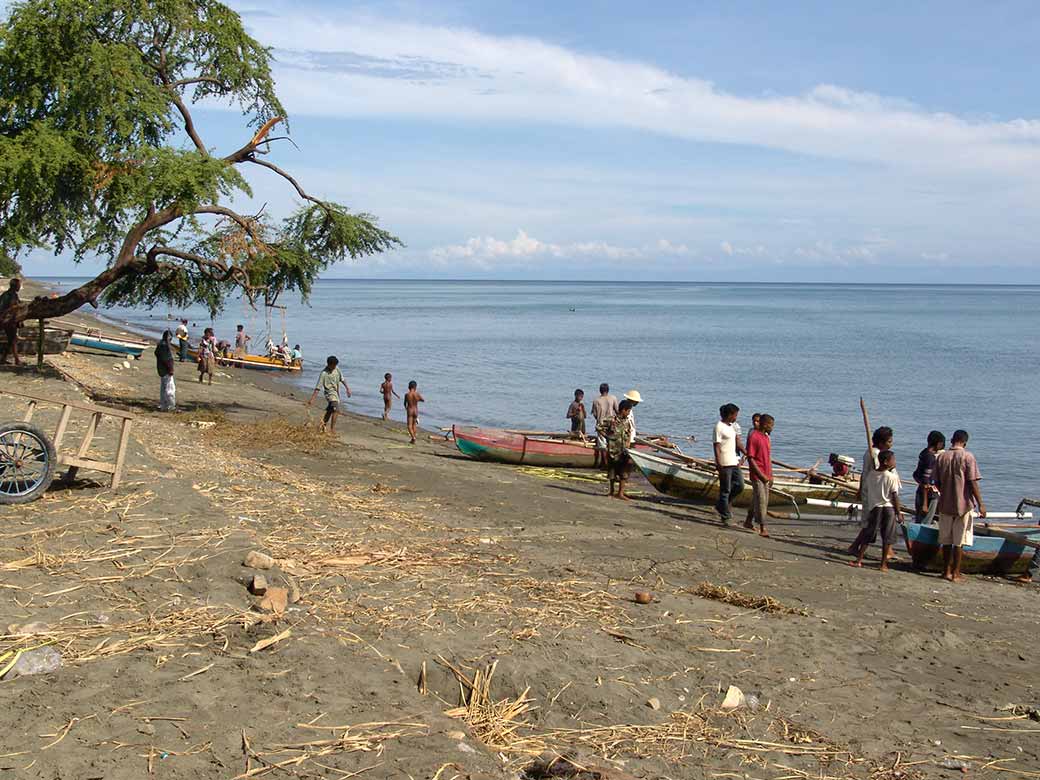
[70,330,149,358]
[188,347,301,373]
[902,522,1040,575]
[453,426,604,468]
[452,426,668,468]
[0,325,72,356]
[628,449,859,511]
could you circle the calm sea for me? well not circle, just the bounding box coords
[45,279,1040,509]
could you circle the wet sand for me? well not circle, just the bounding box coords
[0,281,1037,779]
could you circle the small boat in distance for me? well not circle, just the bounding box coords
[452,426,668,469]
[70,330,149,358]
[902,522,1040,575]
[628,449,859,512]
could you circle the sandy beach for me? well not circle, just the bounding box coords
[0,282,1037,780]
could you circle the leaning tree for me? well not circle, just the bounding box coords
[0,0,402,328]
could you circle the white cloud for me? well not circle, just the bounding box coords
[427,230,692,269]
[242,7,1040,178]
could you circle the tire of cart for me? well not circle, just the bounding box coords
[0,422,57,505]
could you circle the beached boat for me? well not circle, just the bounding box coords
[70,331,149,358]
[453,426,605,468]
[0,325,72,356]
[188,348,301,373]
[902,522,1040,575]
[628,449,859,510]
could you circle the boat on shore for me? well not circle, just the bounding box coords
[628,449,859,512]
[902,521,1040,575]
[0,325,72,356]
[70,330,149,358]
[188,348,302,373]
[452,426,667,469]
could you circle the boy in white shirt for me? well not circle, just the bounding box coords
[713,403,747,525]
[850,449,905,571]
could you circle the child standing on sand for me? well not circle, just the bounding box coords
[597,399,635,500]
[197,327,217,385]
[404,380,424,444]
[850,449,904,571]
[566,388,586,437]
[307,355,351,433]
[380,373,400,420]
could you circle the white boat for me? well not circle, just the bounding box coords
[70,331,149,358]
[627,449,859,513]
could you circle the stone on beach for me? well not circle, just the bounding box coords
[248,574,268,596]
[259,587,288,615]
[243,550,275,570]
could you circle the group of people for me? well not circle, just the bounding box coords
[567,384,644,500]
[308,357,424,443]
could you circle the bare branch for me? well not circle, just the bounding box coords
[172,76,225,89]
[245,157,327,211]
[169,91,208,155]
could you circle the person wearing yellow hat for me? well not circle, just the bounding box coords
[623,390,642,446]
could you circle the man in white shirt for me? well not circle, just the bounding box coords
[174,319,189,362]
[713,403,747,525]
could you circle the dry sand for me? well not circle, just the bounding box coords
[0,284,1037,779]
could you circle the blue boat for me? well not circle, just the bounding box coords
[70,332,149,359]
[902,522,1040,575]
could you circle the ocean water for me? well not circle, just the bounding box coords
[46,279,1040,509]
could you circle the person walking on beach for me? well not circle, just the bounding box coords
[155,330,176,411]
[932,429,986,583]
[913,431,945,522]
[175,319,189,362]
[598,398,635,500]
[380,373,399,420]
[713,403,746,525]
[567,389,587,437]
[744,413,774,537]
[235,324,251,357]
[404,381,424,444]
[0,277,21,366]
[591,383,618,468]
[850,449,905,571]
[196,327,217,385]
[307,355,351,434]
[847,426,893,558]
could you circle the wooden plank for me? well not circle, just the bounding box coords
[76,412,100,458]
[22,400,37,424]
[52,405,72,450]
[57,455,117,474]
[111,419,132,489]
[36,318,45,370]
[0,390,135,419]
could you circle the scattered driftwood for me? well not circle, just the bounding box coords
[693,582,809,616]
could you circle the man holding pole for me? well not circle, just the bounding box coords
[932,429,986,583]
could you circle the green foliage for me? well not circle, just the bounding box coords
[0,0,401,322]
[0,249,20,277]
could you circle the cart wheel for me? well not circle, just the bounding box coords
[0,422,57,504]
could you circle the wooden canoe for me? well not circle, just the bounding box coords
[627,449,859,510]
[70,331,149,358]
[0,326,72,356]
[902,522,1040,575]
[453,426,603,468]
[188,348,302,373]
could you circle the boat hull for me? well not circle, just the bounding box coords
[902,522,1038,575]
[628,449,857,509]
[71,333,147,358]
[454,426,597,468]
[0,327,71,356]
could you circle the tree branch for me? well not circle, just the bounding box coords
[172,76,224,89]
[245,157,328,212]
[169,91,208,155]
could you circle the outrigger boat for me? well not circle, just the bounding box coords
[188,348,302,373]
[70,330,149,358]
[902,521,1040,575]
[627,448,859,512]
[452,426,668,469]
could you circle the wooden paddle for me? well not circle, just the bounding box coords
[771,457,856,490]
[859,397,872,452]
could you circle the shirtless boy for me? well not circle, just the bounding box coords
[379,373,400,420]
[404,380,424,444]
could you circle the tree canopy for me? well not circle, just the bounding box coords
[0,0,402,324]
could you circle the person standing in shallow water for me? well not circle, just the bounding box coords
[932,429,986,583]
[380,373,399,421]
[155,330,176,411]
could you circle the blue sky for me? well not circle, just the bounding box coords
[19,0,1040,281]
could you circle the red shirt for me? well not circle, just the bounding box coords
[746,430,772,481]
